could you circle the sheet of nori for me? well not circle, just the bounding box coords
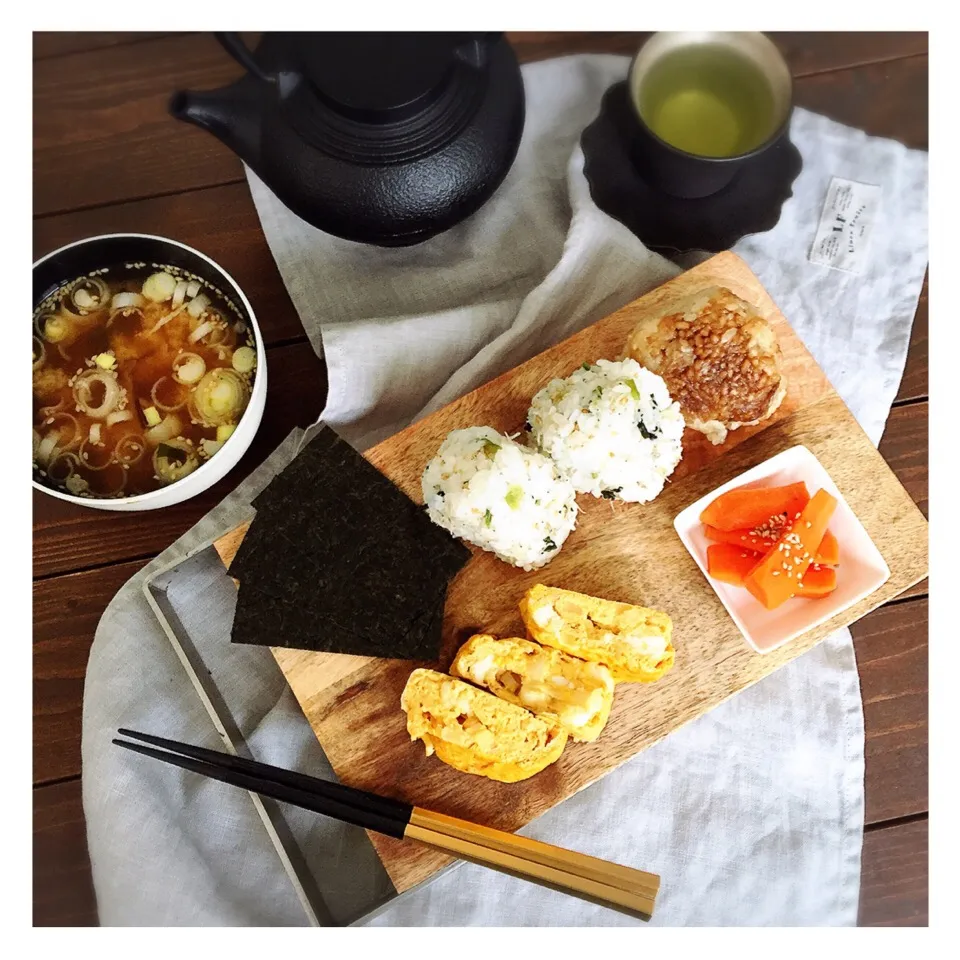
[228,425,468,660]
[231,580,447,661]
[225,511,272,582]
[230,502,459,645]
[234,427,468,585]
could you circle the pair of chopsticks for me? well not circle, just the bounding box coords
[114,729,660,920]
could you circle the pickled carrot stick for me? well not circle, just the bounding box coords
[743,489,838,610]
[703,524,840,566]
[699,481,810,532]
[706,543,763,586]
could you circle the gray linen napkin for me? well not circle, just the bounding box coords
[81,54,927,926]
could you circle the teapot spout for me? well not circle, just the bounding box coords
[169,87,260,165]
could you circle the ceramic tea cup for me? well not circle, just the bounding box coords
[626,32,793,199]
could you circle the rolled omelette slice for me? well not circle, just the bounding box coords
[519,584,675,683]
[400,668,568,783]
[450,634,615,743]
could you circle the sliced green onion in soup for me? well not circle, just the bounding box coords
[173,352,206,385]
[153,438,199,485]
[231,346,256,374]
[43,315,71,344]
[192,369,249,426]
[142,272,178,303]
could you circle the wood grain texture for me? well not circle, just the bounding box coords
[30,782,930,928]
[896,274,928,403]
[879,402,928,518]
[855,599,928,824]
[37,349,925,585]
[33,779,99,926]
[33,33,245,216]
[896,576,928,602]
[33,340,327,578]
[33,34,929,217]
[507,33,928,75]
[31,32,929,926]
[859,818,928,925]
[216,253,928,894]
[32,183,304,345]
[34,560,146,784]
[35,561,931,811]
[33,32,186,60]
[794,56,928,149]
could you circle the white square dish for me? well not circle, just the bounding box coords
[673,445,891,654]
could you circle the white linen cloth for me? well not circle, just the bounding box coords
[81,54,928,926]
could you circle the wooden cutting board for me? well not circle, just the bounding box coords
[214,252,928,896]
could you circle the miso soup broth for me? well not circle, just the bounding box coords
[32,261,257,499]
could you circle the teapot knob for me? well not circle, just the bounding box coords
[454,32,502,69]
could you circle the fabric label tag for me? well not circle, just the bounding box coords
[808,177,882,274]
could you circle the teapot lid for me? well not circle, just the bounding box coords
[292,32,472,122]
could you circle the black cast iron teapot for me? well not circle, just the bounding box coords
[171,32,525,246]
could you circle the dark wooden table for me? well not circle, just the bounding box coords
[33,32,929,927]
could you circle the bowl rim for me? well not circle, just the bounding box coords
[626,30,795,166]
[32,232,265,508]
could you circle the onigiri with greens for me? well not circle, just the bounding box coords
[526,358,684,503]
[421,426,578,571]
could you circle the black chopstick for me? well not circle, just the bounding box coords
[113,728,412,839]
[117,728,412,822]
[114,728,662,919]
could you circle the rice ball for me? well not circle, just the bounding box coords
[526,358,684,503]
[421,426,578,571]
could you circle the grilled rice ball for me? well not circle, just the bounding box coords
[400,668,568,782]
[624,285,786,445]
[451,634,615,742]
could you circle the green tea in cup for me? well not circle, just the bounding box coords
[626,33,793,197]
[634,43,778,158]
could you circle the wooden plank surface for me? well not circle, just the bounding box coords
[505,33,928,76]
[896,274,928,404]
[31,594,929,920]
[859,818,929,925]
[32,34,929,218]
[793,56,928,149]
[34,560,147,784]
[33,32,185,59]
[35,566,930,809]
[31,766,929,928]
[32,183,304,345]
[854,598,928,824]
[29,325,928,581]
[33,33,246,216]
[221,253,927,894]
[878,402,928,518]
[33,341,327,578]
[32,32,928,927]
[33,780,99,926]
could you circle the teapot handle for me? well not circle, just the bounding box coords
[214,32,276,85]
